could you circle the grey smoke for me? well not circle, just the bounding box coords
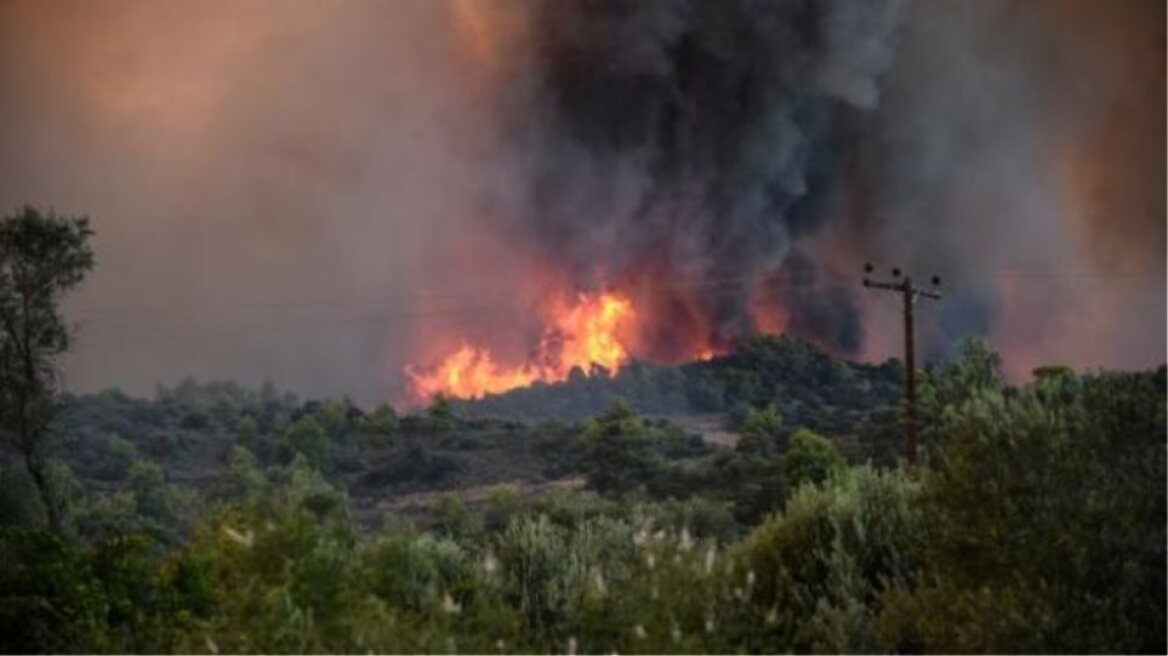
[493,0,900,355]
[494,0,1163,373]
[847,0,1165,374]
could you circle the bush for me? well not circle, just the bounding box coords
[484,485,524,533]
[781,428,845,490]
[361,403,399,442]
[433,494,481,541]
[883,372,1167,653]
[0,528,201,653]
[580,401,662,494]
[281,416,328,463]
[0,528,107,652]
[736,467,922,653]
[94,432,138,480]
[736,404,785,457]
[0,464,42,526]
[214,445,266,503]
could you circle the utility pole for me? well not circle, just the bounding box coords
[862,264,942,466]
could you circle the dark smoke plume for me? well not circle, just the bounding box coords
[485,0,1164,371]
[492,0,899,356]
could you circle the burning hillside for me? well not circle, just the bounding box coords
[407,290,636,401]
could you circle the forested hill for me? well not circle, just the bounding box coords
[457,335,903,428]
[5,336,906,537]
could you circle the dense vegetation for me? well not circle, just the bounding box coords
[0,336,1163,653]
[458,335,903,432]
[0,204,1163,654]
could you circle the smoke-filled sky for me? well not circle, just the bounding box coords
[0,0,1163,403]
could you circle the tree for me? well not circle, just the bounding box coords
[884,371,1167,652]
[215,444,266,503]
[736,404,784,457]
[361,403,398,441]
[428,394,455,429]
[781,428,845,490]
[580,400,658,493]
[917,338,1003,461]
[0,206,94,532]
[738,466,922,653]
[283,416,328,462]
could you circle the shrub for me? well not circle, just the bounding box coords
[0,528,107,652]
[781,428,845,490]
[736,404,785,457]
[361,403,399,444]
[214,445,266,503]
[882,372,1167,653]
[94,432,138,480]
[433,494,481,541]
[736,466,922,653]
[484,485,524,533]
[281,416,328,463]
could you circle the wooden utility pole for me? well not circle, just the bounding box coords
[862,264,941,466]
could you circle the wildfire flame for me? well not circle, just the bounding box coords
[406,291,635,403]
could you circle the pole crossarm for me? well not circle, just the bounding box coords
[914,288,943,300]
[862,278,943,299]
[860,263,942,466]
[862,279,902,292]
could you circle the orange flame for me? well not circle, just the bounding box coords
[546,292,634,375]
[406,291,636,403]
[406,344,541,402]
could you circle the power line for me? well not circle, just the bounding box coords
[63,266,1158,347]
[66,271,821,317]
[68,273,830,331]
[74,292,834,348]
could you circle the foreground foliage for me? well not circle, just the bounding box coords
[0,347,1163,653]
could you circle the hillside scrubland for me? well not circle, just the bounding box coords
[1,337,1164,653]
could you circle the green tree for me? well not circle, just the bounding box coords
[1032,364,1074,381]
[128,459,171,523]
[781,428,845,490]
[918,337,1003,461]
[736,404,784,457]
[234,415,258,444]
[429,394,455,429]
[318,399,350,440]
[581,400,658,493]
[432,493,480,541]
[484,484,523,533]
[0,528,107,651]
[215,445,266,503]
[0,206,94,532]
[884,371,1167,653]
[96,432,138,479]
[738,466,922,653]
[362,402,399,442]
[283,416,328,462]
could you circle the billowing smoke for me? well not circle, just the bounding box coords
[480,0,1164,373]
[486,0,899,356]
[0,0,1161,402]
